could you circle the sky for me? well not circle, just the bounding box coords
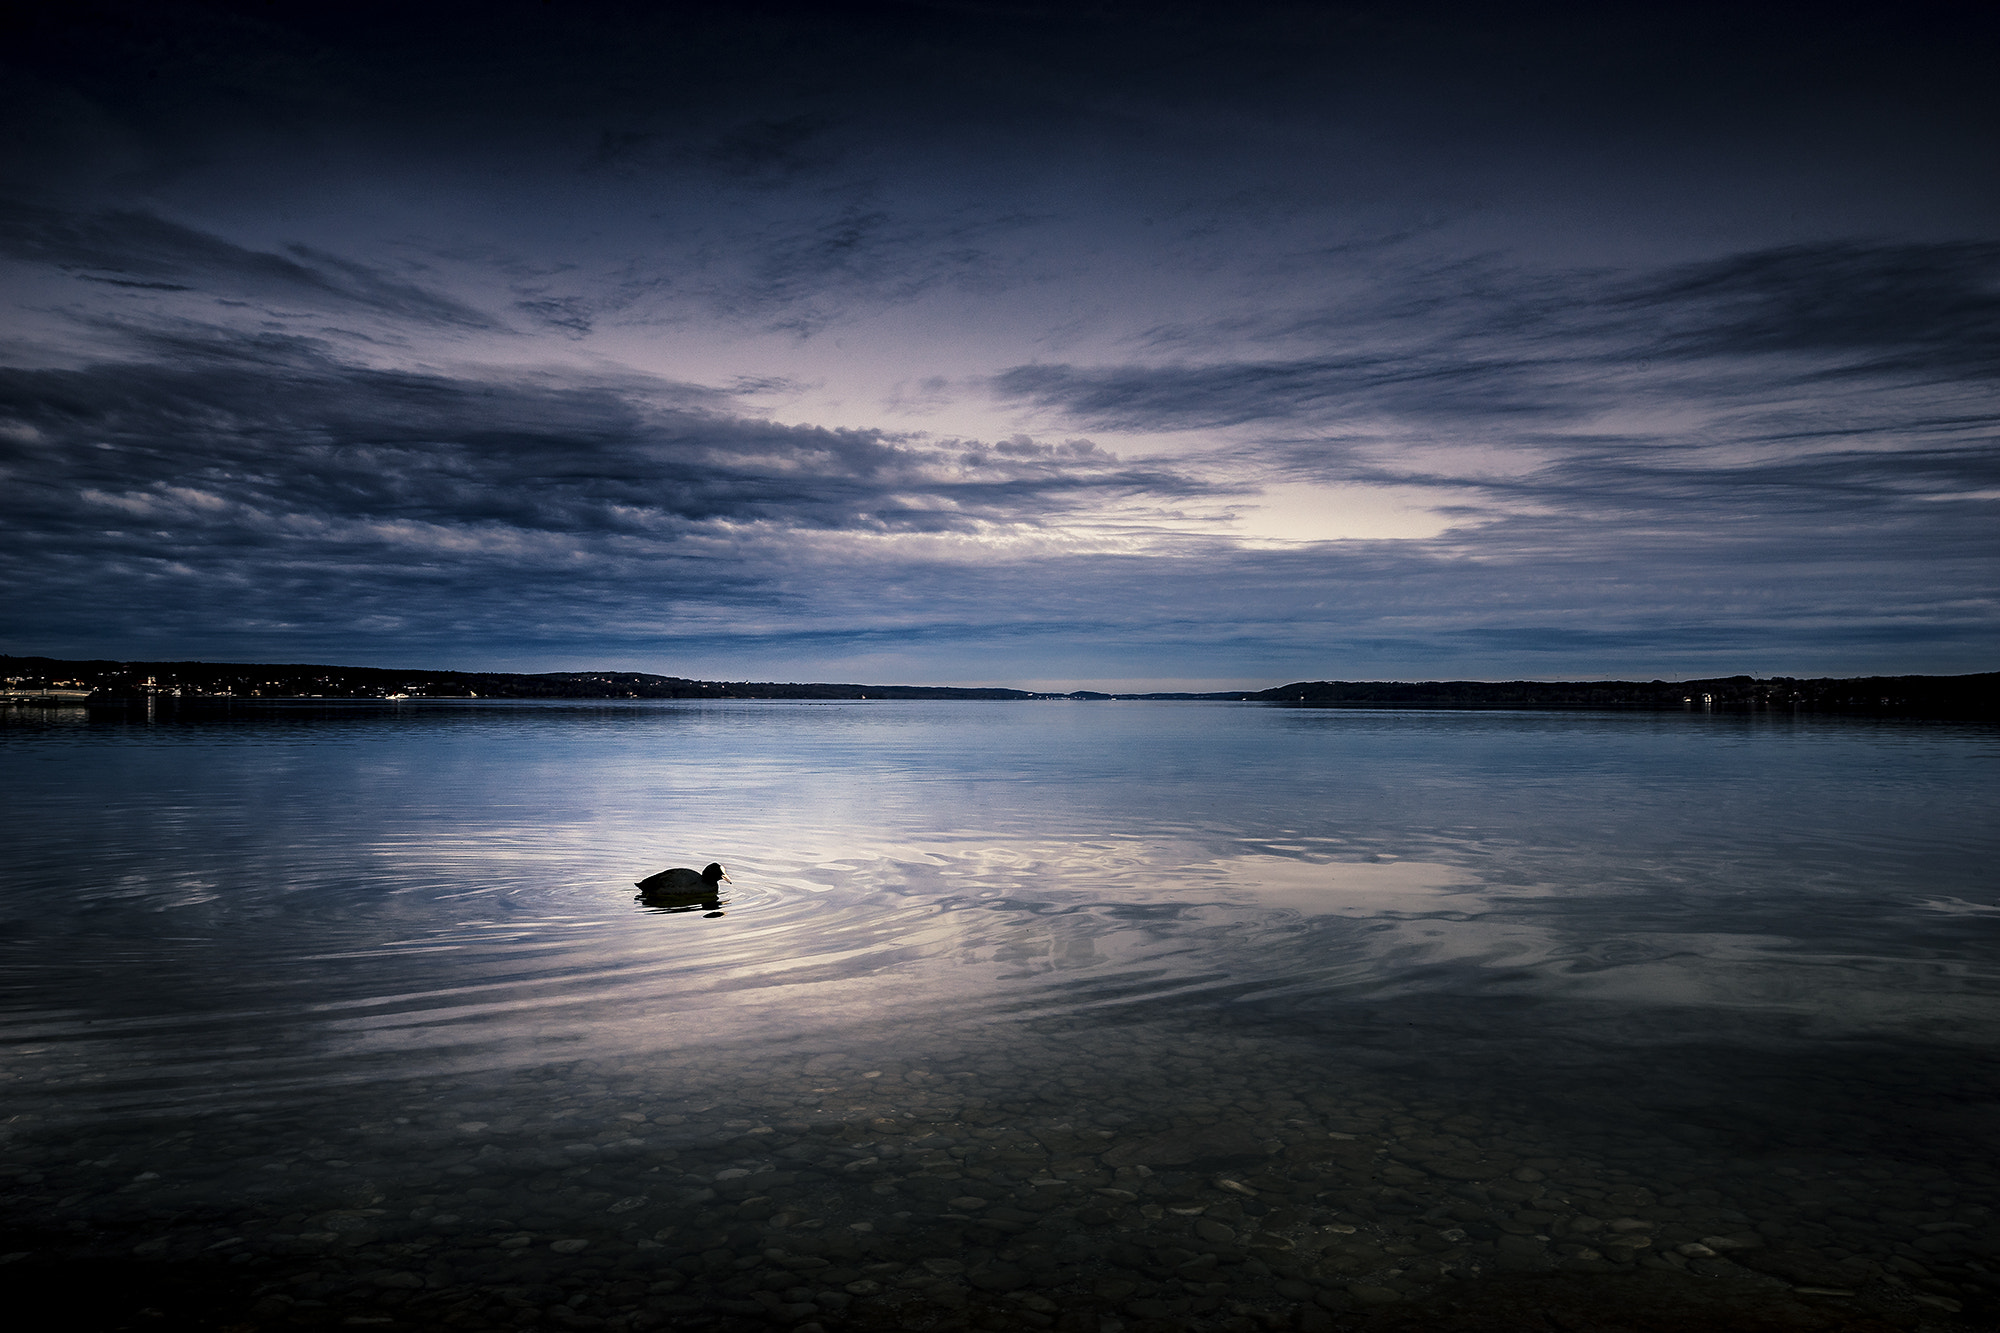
[2,1,1996,691]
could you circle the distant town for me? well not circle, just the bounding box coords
[2,655,1995,717]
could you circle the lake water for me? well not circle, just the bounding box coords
[3,700,1998,1332]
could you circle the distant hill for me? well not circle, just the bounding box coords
[1227,674,2000,718]
[2,656,1995,717]
[0,656,1042,701]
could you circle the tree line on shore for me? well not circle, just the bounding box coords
[2,655,1994,716]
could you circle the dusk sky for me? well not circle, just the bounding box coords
[3,1,1996,691]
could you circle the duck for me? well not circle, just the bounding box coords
[635,862,731,894]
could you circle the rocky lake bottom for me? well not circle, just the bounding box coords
[7,1003,1997,1333]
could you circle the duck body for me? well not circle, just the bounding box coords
[635,862,730,894]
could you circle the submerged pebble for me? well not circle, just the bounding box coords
[5,1002,1995,1331]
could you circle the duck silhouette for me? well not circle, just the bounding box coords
[635,862,731,895]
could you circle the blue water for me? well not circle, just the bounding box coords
[4,700,1998,1324]
[6,702,1995,1090]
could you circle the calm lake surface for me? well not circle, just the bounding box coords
[3,700,1998,1331]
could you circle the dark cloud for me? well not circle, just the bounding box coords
[994,353,1576,434]
[3,295,1991,678]
[0,334,1205,534]
[0,202,495,329]
[1631,241,2000,376]
[513,294,596,339]
[0,332,1234,664]
[998,240,2000,436]
[733,203,1043,336]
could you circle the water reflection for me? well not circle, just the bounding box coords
[2,704,1997,1104]
[634,888,730,917]
[3,702,1999,1328]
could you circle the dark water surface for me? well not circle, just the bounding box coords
[3,700,1998,1332]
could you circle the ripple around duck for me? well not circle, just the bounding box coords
[0,876,986,1117]
[6,703,2000,1133]
[7,826,2000,1125]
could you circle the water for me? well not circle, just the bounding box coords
[3,700,1998,1330]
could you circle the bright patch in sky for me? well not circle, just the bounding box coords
[1227,483,1464,544]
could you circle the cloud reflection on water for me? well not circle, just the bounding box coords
[5,701,1998,1126]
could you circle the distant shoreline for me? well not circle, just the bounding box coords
[3,654,1996,718]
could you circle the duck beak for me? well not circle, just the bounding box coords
[719,872,732,883]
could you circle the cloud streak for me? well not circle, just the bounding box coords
[0,330,1270,671]
[1634,241,2000,376]
[0,202,496,331]
[997,241,2000,431]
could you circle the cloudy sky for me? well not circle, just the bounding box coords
[2,1,1995,689]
